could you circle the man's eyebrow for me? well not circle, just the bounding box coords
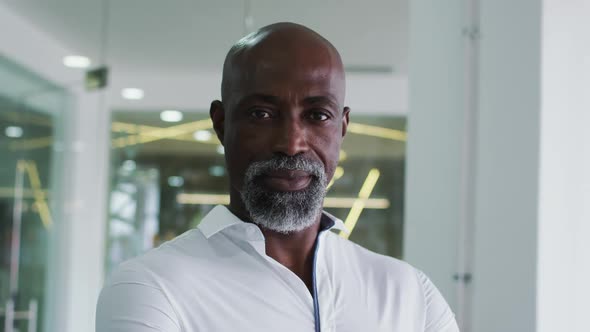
[236,94,339,108]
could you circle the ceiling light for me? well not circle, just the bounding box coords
[216,145,225,155]
[5,126,23,138]
[121,88,144,100]
[63,55,91,68]
[160,110,183,123]
[121,160,136,172]
[193,130,212,142]
[167,176,184,187]
[208,165,225,177]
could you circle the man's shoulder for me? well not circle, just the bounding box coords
[105,228,207,285]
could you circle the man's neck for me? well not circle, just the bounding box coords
[261,221,321,293]
[227,193,322,294]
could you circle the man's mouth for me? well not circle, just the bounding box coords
[260,169,313,192]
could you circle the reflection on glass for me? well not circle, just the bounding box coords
[0,55,66,332]
[107,111,406,271]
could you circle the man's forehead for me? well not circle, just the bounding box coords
[229,67,344,107]
[221,23,346,105]
[233,49,343,97]
[241,60,341,86]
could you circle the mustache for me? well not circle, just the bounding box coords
[244,155,325,180]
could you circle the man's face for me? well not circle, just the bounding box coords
[214,42,349,232]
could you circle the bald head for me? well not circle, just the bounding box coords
[221,22,345,106]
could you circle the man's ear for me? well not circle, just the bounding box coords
[341,106,350,137]
[210,100,225,144]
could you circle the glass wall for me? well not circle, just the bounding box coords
[107,110,406,270]
[0,55,68,332]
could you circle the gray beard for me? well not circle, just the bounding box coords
[240,155,327,234]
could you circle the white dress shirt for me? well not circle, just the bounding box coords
[97,205,459,331]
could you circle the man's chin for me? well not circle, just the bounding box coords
[245,192,324,234]
[254,220,314,234]
[251,210,319,234]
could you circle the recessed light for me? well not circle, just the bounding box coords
[216,145,225,155]
[209,165,225,177]
[63,55,91,68]
[121,88,144,100]
[5,126,23,138]
[160,110,183,123]
[193,130,212,142]
[167,176,184,187]
[121,160,136,172]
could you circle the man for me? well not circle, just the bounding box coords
[97,22,459,332]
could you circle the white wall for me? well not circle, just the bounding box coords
[537,1,590,331]
[407,1,590,332]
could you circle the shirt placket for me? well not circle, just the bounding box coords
[235,223,336,332]
[315,231,336,332]
[237,224,317,327]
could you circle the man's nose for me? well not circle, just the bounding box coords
[272,118,309,156]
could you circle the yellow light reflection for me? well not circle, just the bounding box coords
[9,121,402,151]
[111,119,213,148]
[325,196,389,209]
[327,166,344,189]
[111,122,141,134]
[111,120,403,150]
[15,160,53,229]
[340,168,381,239]
[8,136,53,151]
[0,187,49,199]
[176,192,389,210]
[177,193,230,205]
[112,121,220,145]
[347,123,406,141]
[339,150,347,161]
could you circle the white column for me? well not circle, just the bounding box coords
[69,88,110,332]
[471,1,541,331]
[46,88,110,332]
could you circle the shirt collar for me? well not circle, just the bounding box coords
[198,205,349,239]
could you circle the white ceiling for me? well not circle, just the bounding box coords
[1,0,409,113]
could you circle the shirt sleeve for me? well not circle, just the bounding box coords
[416,270,460,332]
[96,264,182,332]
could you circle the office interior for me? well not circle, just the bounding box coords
[0,1,588,332]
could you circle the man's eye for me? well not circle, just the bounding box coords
[308,111,330,121]
[250,109,272,119]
